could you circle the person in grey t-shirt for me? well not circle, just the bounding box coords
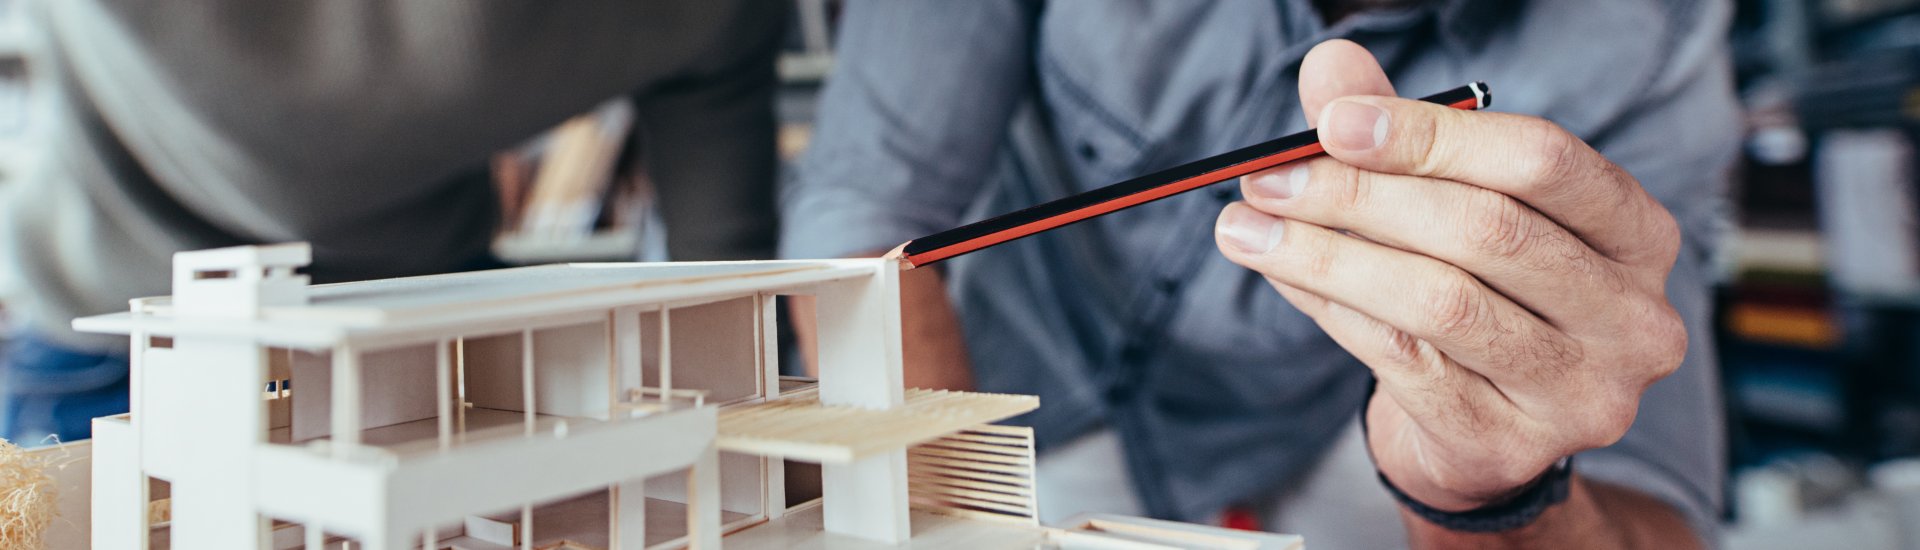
[0,1,785,442]
[785,1,1735,547]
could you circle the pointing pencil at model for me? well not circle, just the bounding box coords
[785,3,1733,546]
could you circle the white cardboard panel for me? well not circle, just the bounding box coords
[141,348,185,478]
[289,350,327,442]
[643,451,763,515]
[640,297,759,404]
[462,333,525,414]
[532,321,612,419]
[461,323,614,419]
[288,345,438,441]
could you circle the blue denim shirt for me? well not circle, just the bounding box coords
[783,0,1736,534]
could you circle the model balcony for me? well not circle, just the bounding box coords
[716,386,1037,463]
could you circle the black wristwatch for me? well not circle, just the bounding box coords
[1358,378,1574,533]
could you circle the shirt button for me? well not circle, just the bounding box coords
[1077,142,1099,161]
[1156,278,1179,293]
[1211,186,1235,201]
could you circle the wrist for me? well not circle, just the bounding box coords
[1379,456,1560,512]
[1362,392,1552,510]
[1359,380,1574,532]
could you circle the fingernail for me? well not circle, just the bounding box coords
[1327,100,1388,150]
[1249,165,1309,200]
[1218,207,1285,253]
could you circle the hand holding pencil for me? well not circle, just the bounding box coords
[1213,40,1691,541]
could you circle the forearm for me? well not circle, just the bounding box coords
[790,256,974,390]
[1402,476,1702,550]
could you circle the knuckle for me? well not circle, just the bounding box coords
[1421,272,1487,341]
[1299,227,1342,282]
[1462,192,1534,261]
[1517,119,1580,195]
[1334,162,1375,212]
[1651,207,1685,265]
[1379,321,1424,366]
[1572,393,1639,448]
[1636,303,1690,377]
[1405,345,1457,390]
[1408,113,1448,177]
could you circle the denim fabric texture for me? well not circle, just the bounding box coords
[0,333,129,445]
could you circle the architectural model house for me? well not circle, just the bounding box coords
[72,243,1304,549]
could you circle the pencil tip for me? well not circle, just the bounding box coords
[883,242,916,270]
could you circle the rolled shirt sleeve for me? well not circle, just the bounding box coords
[780,0,1040,259]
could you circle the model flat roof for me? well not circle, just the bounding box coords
[73,259,886,349]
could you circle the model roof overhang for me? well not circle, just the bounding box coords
[72,260,885,350]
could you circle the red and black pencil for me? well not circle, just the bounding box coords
[888,82,1491,269]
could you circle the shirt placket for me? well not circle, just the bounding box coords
[1105,4,1442,518]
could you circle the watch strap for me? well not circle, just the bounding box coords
[1377,455,1574,533]
[1358,376,1574,533]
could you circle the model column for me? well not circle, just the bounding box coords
[165,244,313,549]
[813,260,911,543]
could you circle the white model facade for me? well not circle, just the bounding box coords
[74,243,1302,549]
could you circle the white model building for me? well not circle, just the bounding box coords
[72,243,1303,549]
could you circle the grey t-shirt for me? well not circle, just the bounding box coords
[5,0,783,349]
[784,0,1736,538]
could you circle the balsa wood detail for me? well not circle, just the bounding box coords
[907,424,1040,525]
[715,390,1038,463]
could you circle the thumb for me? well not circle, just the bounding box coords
[1298,39,1395,127]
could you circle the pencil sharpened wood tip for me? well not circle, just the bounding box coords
[883,242,916,270]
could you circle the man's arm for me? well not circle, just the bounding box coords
[782,1,1040,387]
[791,266,974,391]
[781,0,1040,260]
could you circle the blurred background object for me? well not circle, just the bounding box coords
[0,0,48,357]
[1720,0,1920,548]
[483,0,837,266]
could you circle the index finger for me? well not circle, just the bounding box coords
[1314,96,1679,268]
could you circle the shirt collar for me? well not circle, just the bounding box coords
[1436,0,1516,52]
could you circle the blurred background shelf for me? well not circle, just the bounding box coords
[492,231,643,265]
[1722,1,1920,547]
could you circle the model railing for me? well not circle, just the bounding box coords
[615,387,710,418]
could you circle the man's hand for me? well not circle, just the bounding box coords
[1215,41,1694,545]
